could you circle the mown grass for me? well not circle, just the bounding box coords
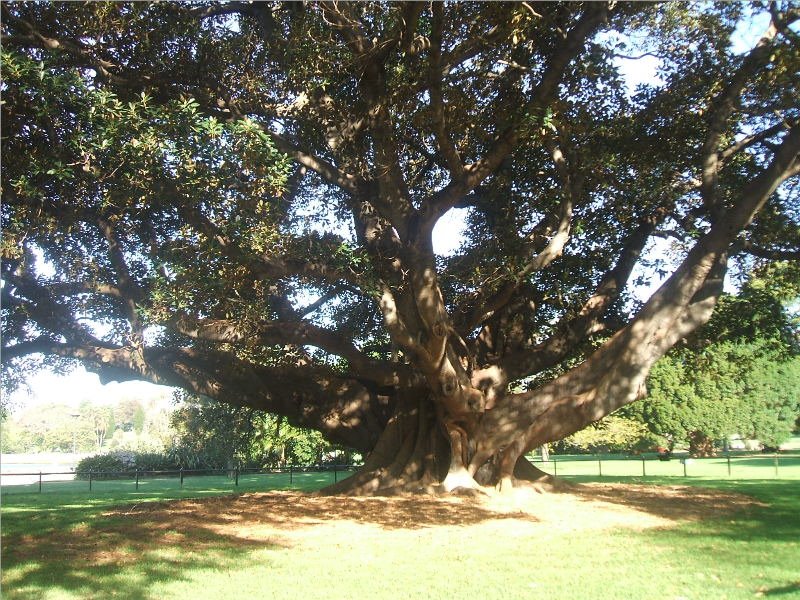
[0,468,348,499]
[0,471,342,539]
[534,453,800,479]
[2,472,798,600]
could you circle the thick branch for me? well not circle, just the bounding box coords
[2,337,391,451]
[496,217,656,381]
[168,313,404,386]
[97,215,144,339]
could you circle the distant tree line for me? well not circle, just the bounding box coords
[2,396,156,454]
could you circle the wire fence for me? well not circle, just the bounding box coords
[529,452,800,480]
[2,453,799,496]
[0,464,359,495]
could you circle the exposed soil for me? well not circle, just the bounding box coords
[7,483,764,570]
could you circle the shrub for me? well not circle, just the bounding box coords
[76,450,182,479]
[134,452,178,472]
[554,415,655,455]
[75,453,127,479]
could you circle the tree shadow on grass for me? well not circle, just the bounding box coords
[567,478,800,543]
[2,491,537,599]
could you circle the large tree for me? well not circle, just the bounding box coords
[2,2,799,494]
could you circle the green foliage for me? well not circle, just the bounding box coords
[693,262,800,353]
[630,340,800,452]
[555,415,660,454]
[628,266,800,453]
[1,2,798,463]
[76,450,185,479]
[5,403,95,453]
[75,452,127,479]
[132,404,146,435]
[169,392,338,469]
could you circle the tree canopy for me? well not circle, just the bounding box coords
[2,2,799,493]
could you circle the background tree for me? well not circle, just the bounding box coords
[5,403,95,453]
[78,401,116,450]
[168,392,336,468]
[553,414,655,455]
[2,2,799,493]
[626,263,800,455]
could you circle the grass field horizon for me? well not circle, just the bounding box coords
[3,446,798,499]
[2,462,799,600]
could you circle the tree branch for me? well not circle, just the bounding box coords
[167,313,404,386]
[422,3,608,231]
[96,215,144,339]
[428,2,465,180]
[699,17,780,208]
[718,119,798,163]
[495,216,657,381]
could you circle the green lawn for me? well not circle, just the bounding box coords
[533,453,800,479]
[0,469,347,501]
[2,472,799,600]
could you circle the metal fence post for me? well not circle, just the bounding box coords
[598,458,602,477]
[180,468,184,488]
[135,469,140,491]
[727,454,731,477]
[89,471,93,491]
[235,467,239,486]
[642,455,646,477]
[39,471,42,493]
[774,454,779,478]
[289,464,293,484]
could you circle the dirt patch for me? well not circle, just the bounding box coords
[5,483,762,570]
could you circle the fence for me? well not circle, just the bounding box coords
[0,464,358,495]
[529,452,800,480]
[2,453,799,496]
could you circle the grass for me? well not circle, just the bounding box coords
[533,452,800,479]
[0,469,347,501]
[2,469,799,599]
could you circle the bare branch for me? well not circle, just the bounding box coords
[428,3,465,179]
[699,18,780,207]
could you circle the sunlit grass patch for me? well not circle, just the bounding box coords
[2,478,798,600]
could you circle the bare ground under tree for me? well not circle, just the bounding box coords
[6,483,764,571]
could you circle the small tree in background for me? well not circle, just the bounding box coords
[554,414,657,455]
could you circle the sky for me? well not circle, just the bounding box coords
[4,8,776,415]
